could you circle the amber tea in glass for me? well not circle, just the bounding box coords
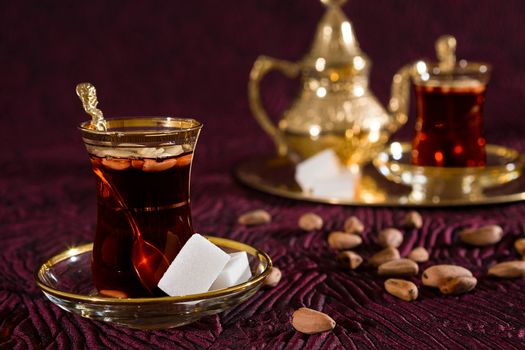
[80,117,202,297]
[411,62,491,167]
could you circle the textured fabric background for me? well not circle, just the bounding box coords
[1,0,525,349]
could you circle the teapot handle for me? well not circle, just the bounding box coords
[248,56,300,156]
[387,64,412,133]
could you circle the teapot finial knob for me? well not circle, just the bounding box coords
[435,35,457,72]
[320,0,347,7]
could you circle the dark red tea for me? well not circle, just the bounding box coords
[90,151,194,297]
[411,81,487,167]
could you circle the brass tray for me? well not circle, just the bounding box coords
[234,149,525,207]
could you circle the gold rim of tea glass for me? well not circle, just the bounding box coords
[416,61,492,76]
[79,117,203,145]
[79,117,202,134]
[35,236,272,305]
[412,61,492,87]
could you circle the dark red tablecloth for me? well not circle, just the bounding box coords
[1,1,525,349]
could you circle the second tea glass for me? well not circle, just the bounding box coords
[411,60,491,167]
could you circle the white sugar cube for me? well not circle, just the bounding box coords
[209,252,252,291]
[157,234,230,297]
[295,149,342,192]
[311,170,357,199]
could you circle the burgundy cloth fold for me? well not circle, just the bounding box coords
[1,0,525,349]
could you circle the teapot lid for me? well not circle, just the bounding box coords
[302,0,368,70]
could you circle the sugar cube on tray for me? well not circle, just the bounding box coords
[310,172,357,199]
[295,149,358,198]
[157,234,252,297]
[295,149,341,191]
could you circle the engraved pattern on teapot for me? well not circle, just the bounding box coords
[248,0,409,167]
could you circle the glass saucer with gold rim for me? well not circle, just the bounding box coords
[35,237,272,330]
[373,142,524,203]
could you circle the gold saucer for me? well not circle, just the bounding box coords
[234,148,525,207]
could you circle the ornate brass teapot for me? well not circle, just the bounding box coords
[249,0,409,167]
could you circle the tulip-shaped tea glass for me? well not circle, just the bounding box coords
[79,117,202,297]
[410,36,492,167]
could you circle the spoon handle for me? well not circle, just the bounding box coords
[76,83,107,131]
